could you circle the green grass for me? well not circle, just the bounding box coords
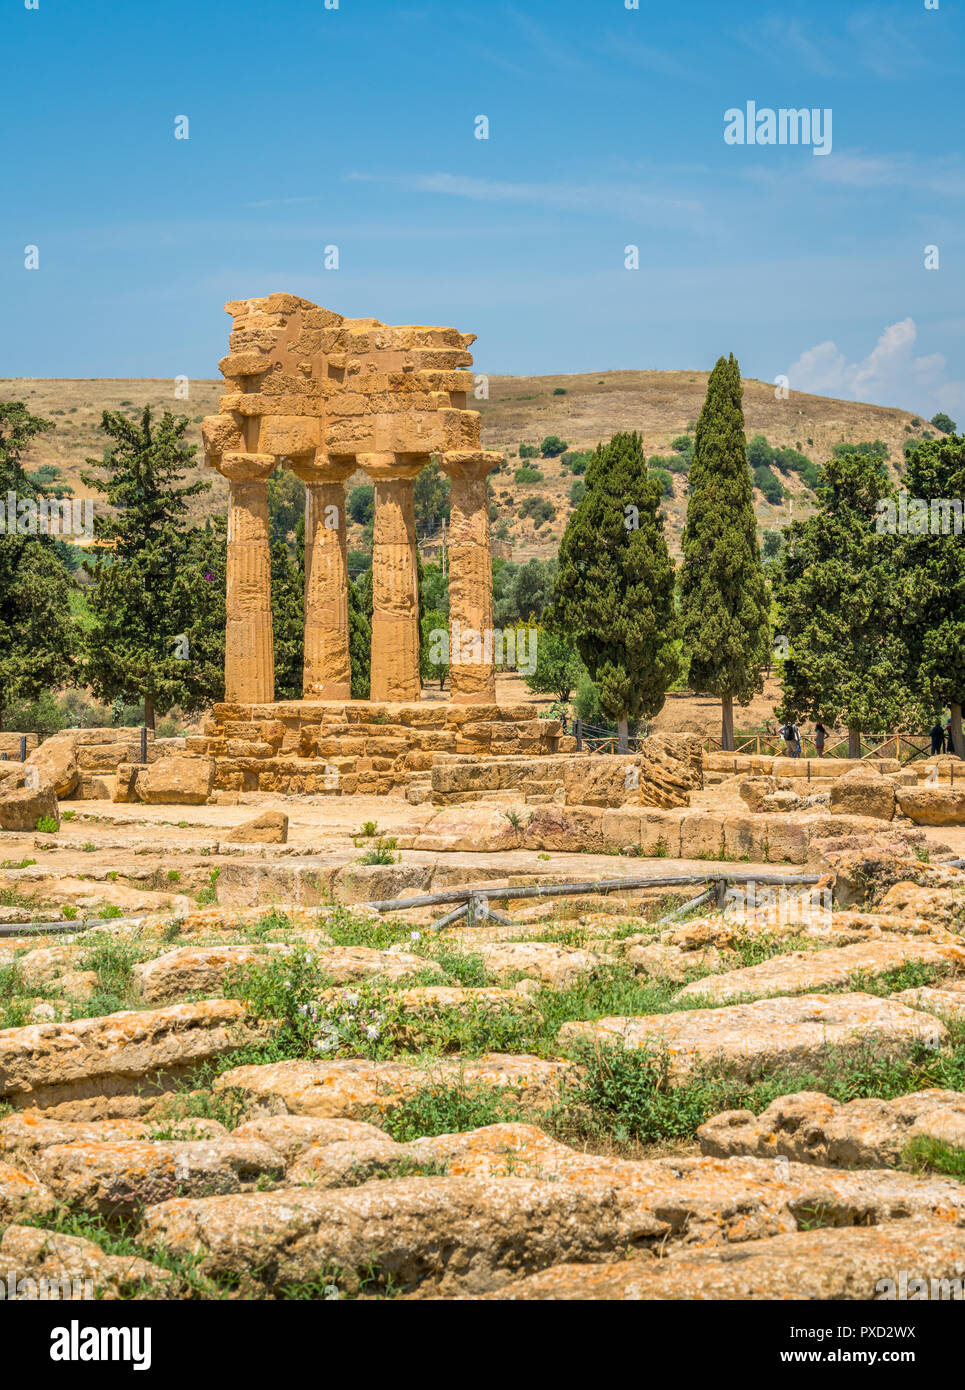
[381,1081,529,1143]
[553,1024,965,1150]
[196,867,221,905]
[902,1134,965,1179]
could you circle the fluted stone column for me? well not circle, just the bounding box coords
[218,452,276,704]
[441,451,502,704]
[292,458,354,699]
[360,453,423,702]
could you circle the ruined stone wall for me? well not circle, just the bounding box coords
[189,702,573,797]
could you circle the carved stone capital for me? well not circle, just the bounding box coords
[439,449,503,482]
[358,452,427,483]
[215,452,276,484]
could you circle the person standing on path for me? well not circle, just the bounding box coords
[932,720,946,756]
[814,722,827,757]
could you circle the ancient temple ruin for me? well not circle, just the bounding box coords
[202,292,502,706]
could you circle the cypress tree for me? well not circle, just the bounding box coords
[679,355,770,750]
[773,449,913,755]
[553,431,679,751]
[896,433,965,755]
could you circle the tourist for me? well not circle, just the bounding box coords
[814,722,827,757]
[781,720,798,758]
[947,721,955,755]
[932,720,946,756]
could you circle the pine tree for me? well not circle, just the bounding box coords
[773,449,913,755]
[553,431,679,751]
[82,407,212,729]
[679,355,770,750]
[896,433,965,755]
[0,403,77,727]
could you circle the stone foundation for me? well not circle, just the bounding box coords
[0,733,38,760]
[189,701,575,797]
[429,736,703,809]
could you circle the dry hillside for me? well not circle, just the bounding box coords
[0,371,934,559]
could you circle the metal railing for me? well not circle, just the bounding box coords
[703,731,949,765]
[573,720,649,754]
[365,869,824,931]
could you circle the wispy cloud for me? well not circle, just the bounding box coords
[505,5,594,74]
[735,17,843,77]
[345,171,703,221]
[846,8,928,79]
[735,7,929,79]
[742,150,965,199]
[594,31,695,82]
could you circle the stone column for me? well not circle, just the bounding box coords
[291,458,354,699]
[218,452,276,704]
[359,453,423,703]
[440,451,502,704]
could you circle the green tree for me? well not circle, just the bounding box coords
[420,560,449,618]
[270,538,304,699]
[170,518,227,712]
[510,558,557,623]
[896,433,965,754]
[539,435,568,458]
[524,628,584,704]
[679,355,770,750]
[0,404,77,727]
[347,484,374,526]
[81,406,215,729]
[413,459,450,532]
[553,432,680,750]
[773,450,913,756]
[420,609,450,690]
[267,466,304,546]
[349,570,372,699]
[931,413,956,436]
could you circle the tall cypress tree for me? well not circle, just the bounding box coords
[679,355,770,750]
[552,431,679,751]
[896,433,965,755]
[773,449,913,755]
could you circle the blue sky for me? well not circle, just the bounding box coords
[2,0,963,417]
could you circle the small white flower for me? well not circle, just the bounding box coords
[409,931,421,942]
[344,992,360,1008]
[365,1024,381,1041]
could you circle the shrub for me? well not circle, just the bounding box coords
[514,466,544,484]
[35,816,58,834]
[539,435,568,457]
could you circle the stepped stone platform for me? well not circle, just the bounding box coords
[187,701,574,797]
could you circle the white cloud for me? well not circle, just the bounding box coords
[345,171,703,221]
[788,318,965,416]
